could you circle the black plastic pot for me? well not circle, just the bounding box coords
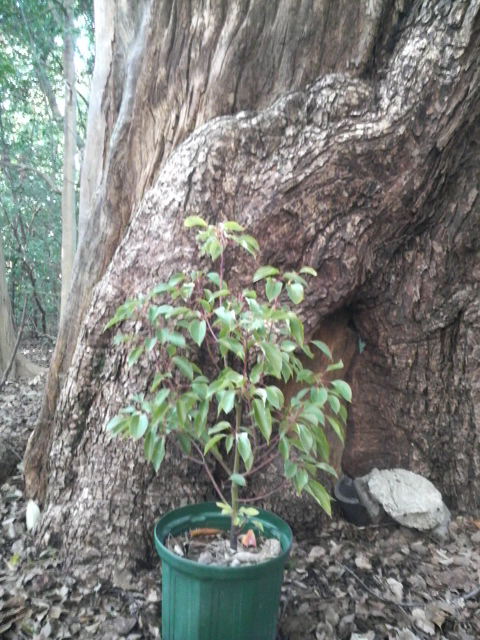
[334,475,370,526]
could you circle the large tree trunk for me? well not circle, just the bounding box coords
[25,0,480,578]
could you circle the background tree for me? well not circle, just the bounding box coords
[0,0,93,375]
[24,0,480,579]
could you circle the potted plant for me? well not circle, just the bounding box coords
[105,216,352,640]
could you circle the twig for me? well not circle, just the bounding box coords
[0,298,28,391]
[463,584,480,601]
[339,563,424,609]
[239,480,289,503]
[191,441,229,504]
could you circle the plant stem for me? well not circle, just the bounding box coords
[191,441,229,504]
[229,400,242,551]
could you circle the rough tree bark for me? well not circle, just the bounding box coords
[24,0,480,578]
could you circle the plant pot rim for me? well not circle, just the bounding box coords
[154,502,293,579]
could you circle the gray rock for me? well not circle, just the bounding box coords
[360,468,450,536]
[353,475,384,523]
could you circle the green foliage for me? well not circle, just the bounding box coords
[106,217,352,543]
[0,0,93,333]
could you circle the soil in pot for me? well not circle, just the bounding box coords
[165,527,282,567]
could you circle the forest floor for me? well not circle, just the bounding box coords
[0,341,479,640]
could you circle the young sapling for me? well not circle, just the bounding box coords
[105,216,352,554]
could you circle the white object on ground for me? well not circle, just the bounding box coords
[359,468,450,537]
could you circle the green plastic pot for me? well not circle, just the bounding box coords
[154,502,293,640]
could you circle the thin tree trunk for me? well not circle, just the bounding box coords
[59,0,78,324]
[0,237,43,380]
[25,0,480,579]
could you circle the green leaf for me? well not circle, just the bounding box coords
[239,506,259,518]
[184,215,207,227]
[237,433,253,470]
[104,299,140,330]
[218,337,245,360]
[127,345,144,367]
[150,373,169,392]
[216,501,232,515]
[149,304,174,323]
[225,434,234,454]
[301,343,314,358]
[208,421,231,435]
[144,337,158,351]
[331,380,352,402]
[250,361,263,384]
[177,433,192,454]
[254,388,267,404]
[311,387,328,407]
[265,278,283,302]
[314,428,330,460]
[194,399,209,435]
[204,434,225,454]
[305,479,331,515]
[288,316,304,345]
[189,319,207,346]
[328,394,341,414]
[162,330,186,348]
[105,415,127,435]
[298,424,314,453]
[284,459,298,479]
[252,398,272,442]
[237,234,259,256]
[144,429,156,461]
[287,283,304,304]
[206,272,220,287]
[299,266,318,276]
[217,390,236,415]
[223,221,244,232]
[265,385,284,410]
[214,306,236,328]
[203,237,222,260]
[281,340,297,353]
[230,473,247,487]
[152,437,166,472]
[253,265,280,282]
[168,273,186,288]
[311,340,333,360]
[130,414,149,439]
[261,342,283,378]
[315,462,338,477]
[294,469,309,494]
[279,436,289,460]
[326,359,344,372]
[327,415,345,443]
[296,368,316,384]
[172,356,194,381]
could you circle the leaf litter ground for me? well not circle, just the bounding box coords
[1,342,479,639]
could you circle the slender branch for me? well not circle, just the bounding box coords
[18,3,63,122]
[339,564,424,609]
[244,448,279,477]
[239,480,289,503]
[191,441,228,504]
[0,158,61,195]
